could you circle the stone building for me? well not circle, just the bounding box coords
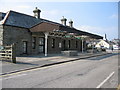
[0,7,103,56]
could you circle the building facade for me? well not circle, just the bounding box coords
[0,7,103,56]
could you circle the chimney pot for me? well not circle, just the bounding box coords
[33,7,41,19]
[69,19,73,28]
[61,16,67,26]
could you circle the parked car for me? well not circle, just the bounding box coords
[113,45,119,50]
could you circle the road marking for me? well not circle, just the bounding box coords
[2,73,27,80]
[96,72,115,88]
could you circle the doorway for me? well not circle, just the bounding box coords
[62,40,66,50]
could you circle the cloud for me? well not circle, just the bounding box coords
[43,10,69,16]
[0,4,32,15]
[109,14,118,19]
[17,5,31,9]
[41,9,70,22]
[78,25,118,40]
[78,25,105,34]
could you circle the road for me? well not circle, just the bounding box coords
[1,53,118,88]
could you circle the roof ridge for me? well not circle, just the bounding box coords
[40,18,63,26]
[2,11,10,24]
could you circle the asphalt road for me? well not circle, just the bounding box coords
[1,53,118,88]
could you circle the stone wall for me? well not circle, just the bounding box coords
[31,32,45,55]
[1,25,85,56]
[0,25,3,45]
[47,36,82,54]
[3,25,32,56]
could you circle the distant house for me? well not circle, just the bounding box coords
[0,7,103,56]
[95,40,110,49]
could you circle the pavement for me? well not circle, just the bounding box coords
[0,51,116,75]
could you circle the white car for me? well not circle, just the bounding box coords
[113,45,119,50]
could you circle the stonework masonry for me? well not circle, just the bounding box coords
[0,25,3,45]
[3,25,32,56]
[0,25,86,56]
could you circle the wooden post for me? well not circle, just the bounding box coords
[11,43,16,63]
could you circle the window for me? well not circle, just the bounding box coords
[52,38,55,48]
[39,38,44,53]
[32,37,36,49]
[68,40,70,48]
[59,43,62,48]
[39,38,44,45]
[76,41,78,48]
[23,41,27,54]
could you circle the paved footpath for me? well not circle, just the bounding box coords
[0,52,112,75]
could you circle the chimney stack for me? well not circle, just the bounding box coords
[61,16,67,26]
[69,19,73,28]
[33,7,41,19]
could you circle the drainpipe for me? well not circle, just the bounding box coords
[45,32,49,56]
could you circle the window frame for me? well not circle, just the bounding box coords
[52,38,55,48]
[76,41,78,48]
[32,37,36,49]
[68,40,71,48]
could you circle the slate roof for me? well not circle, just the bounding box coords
[2,10,42,28]
[1,10,62,29]
[60,26,103,39]
[1,10,103,39]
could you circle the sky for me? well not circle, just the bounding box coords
[0,0,118,40]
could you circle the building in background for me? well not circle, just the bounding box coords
[95,39,110,49]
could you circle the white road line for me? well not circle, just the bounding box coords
[96,71,115,88]
[3,73,27,80]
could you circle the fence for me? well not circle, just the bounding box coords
[0,44,16,63]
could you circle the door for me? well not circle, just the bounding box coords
[23,41,27,54]
[39,37,45,53]
[62,40,66,50]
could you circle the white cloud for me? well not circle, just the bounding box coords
[43,10,59,16]
[78,25,105,34]
[42,10,69,16]
[0,4,32,15]
[109,14,118,19]
[77,25,118,40]
[41,9,70,22]
[17,5,31,9]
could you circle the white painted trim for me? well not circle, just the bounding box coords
[44,32,49,56]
